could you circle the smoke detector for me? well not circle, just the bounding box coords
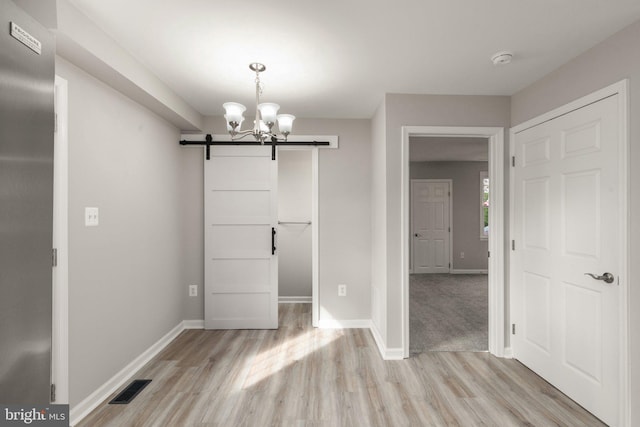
[491,51,513,65]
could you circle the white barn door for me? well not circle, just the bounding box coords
[512,94,621,425]
[411,180,451,273]
[204,146,278,329]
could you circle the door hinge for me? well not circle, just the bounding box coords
[448,263,451,268]
[52,248,58,267]
[488,251,490,258]
[54,113,58,133]
[51,383,56,402]
[512,324,516,335]
[448,191,451,197]
[512,156,515,167]
[448,227,451,232]
[511,240,515,251]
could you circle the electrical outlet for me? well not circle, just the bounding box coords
[460,252,465,259]
[189,285,198,297]
[338,284,347,297]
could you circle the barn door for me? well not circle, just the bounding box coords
[204,146,278,329]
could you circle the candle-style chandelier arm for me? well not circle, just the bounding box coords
[227,129,277,142]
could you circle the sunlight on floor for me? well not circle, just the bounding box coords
[241,328,340,388]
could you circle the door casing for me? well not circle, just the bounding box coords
[401,126,505,358]
[52,75,69,404]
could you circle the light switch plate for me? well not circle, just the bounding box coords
[85,207,99,226]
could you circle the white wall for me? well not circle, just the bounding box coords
[278,150,313,298]
[56,57,189,407]
[511,18,640,424]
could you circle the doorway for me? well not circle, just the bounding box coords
[278,149,313,304]
[400,126,505,358]
[191,134,335,329]
[408,138,490,354]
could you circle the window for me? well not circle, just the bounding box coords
[480,171,489,239]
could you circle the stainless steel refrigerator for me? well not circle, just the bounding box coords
[0,0,55,404]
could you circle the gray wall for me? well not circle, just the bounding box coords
[308,118,371,321]
[13,0,57,28]
[278,150,312,298]
[56,57,189,407]
[374,93,511,350]
[180,147,204,320]
[410,161,489,271]
[511,18,640,425]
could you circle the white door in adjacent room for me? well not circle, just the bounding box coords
[411,180,451,273]
[512,94,621,425]
[204,146,278,329]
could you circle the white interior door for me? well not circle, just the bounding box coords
[204,146,278,329]
[512,95,620,425]
[411,180,450,273]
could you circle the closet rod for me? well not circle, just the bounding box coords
[278,221,312,225]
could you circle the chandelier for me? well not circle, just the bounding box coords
[222,63,295,143]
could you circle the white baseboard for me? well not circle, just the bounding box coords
[70,320,188,426]
[369,322,405,360]
[317,318,406,359]
[503,347,513,358]
[278,296,312,304]
[183,319,204,329]
[317,318,371,329]
[317,318,408,359]
[450,269,488,275]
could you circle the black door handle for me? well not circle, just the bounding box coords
[272,227,276,255]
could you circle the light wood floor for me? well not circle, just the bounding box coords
[78,304,605,426]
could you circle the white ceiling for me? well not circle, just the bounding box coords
[67,0,640,119]
[410,137,488,162]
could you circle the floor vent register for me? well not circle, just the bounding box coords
[109,379,152,404]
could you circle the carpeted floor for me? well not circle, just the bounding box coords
[410,273,488,354]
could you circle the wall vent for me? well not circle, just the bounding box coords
[109,379,151,404]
